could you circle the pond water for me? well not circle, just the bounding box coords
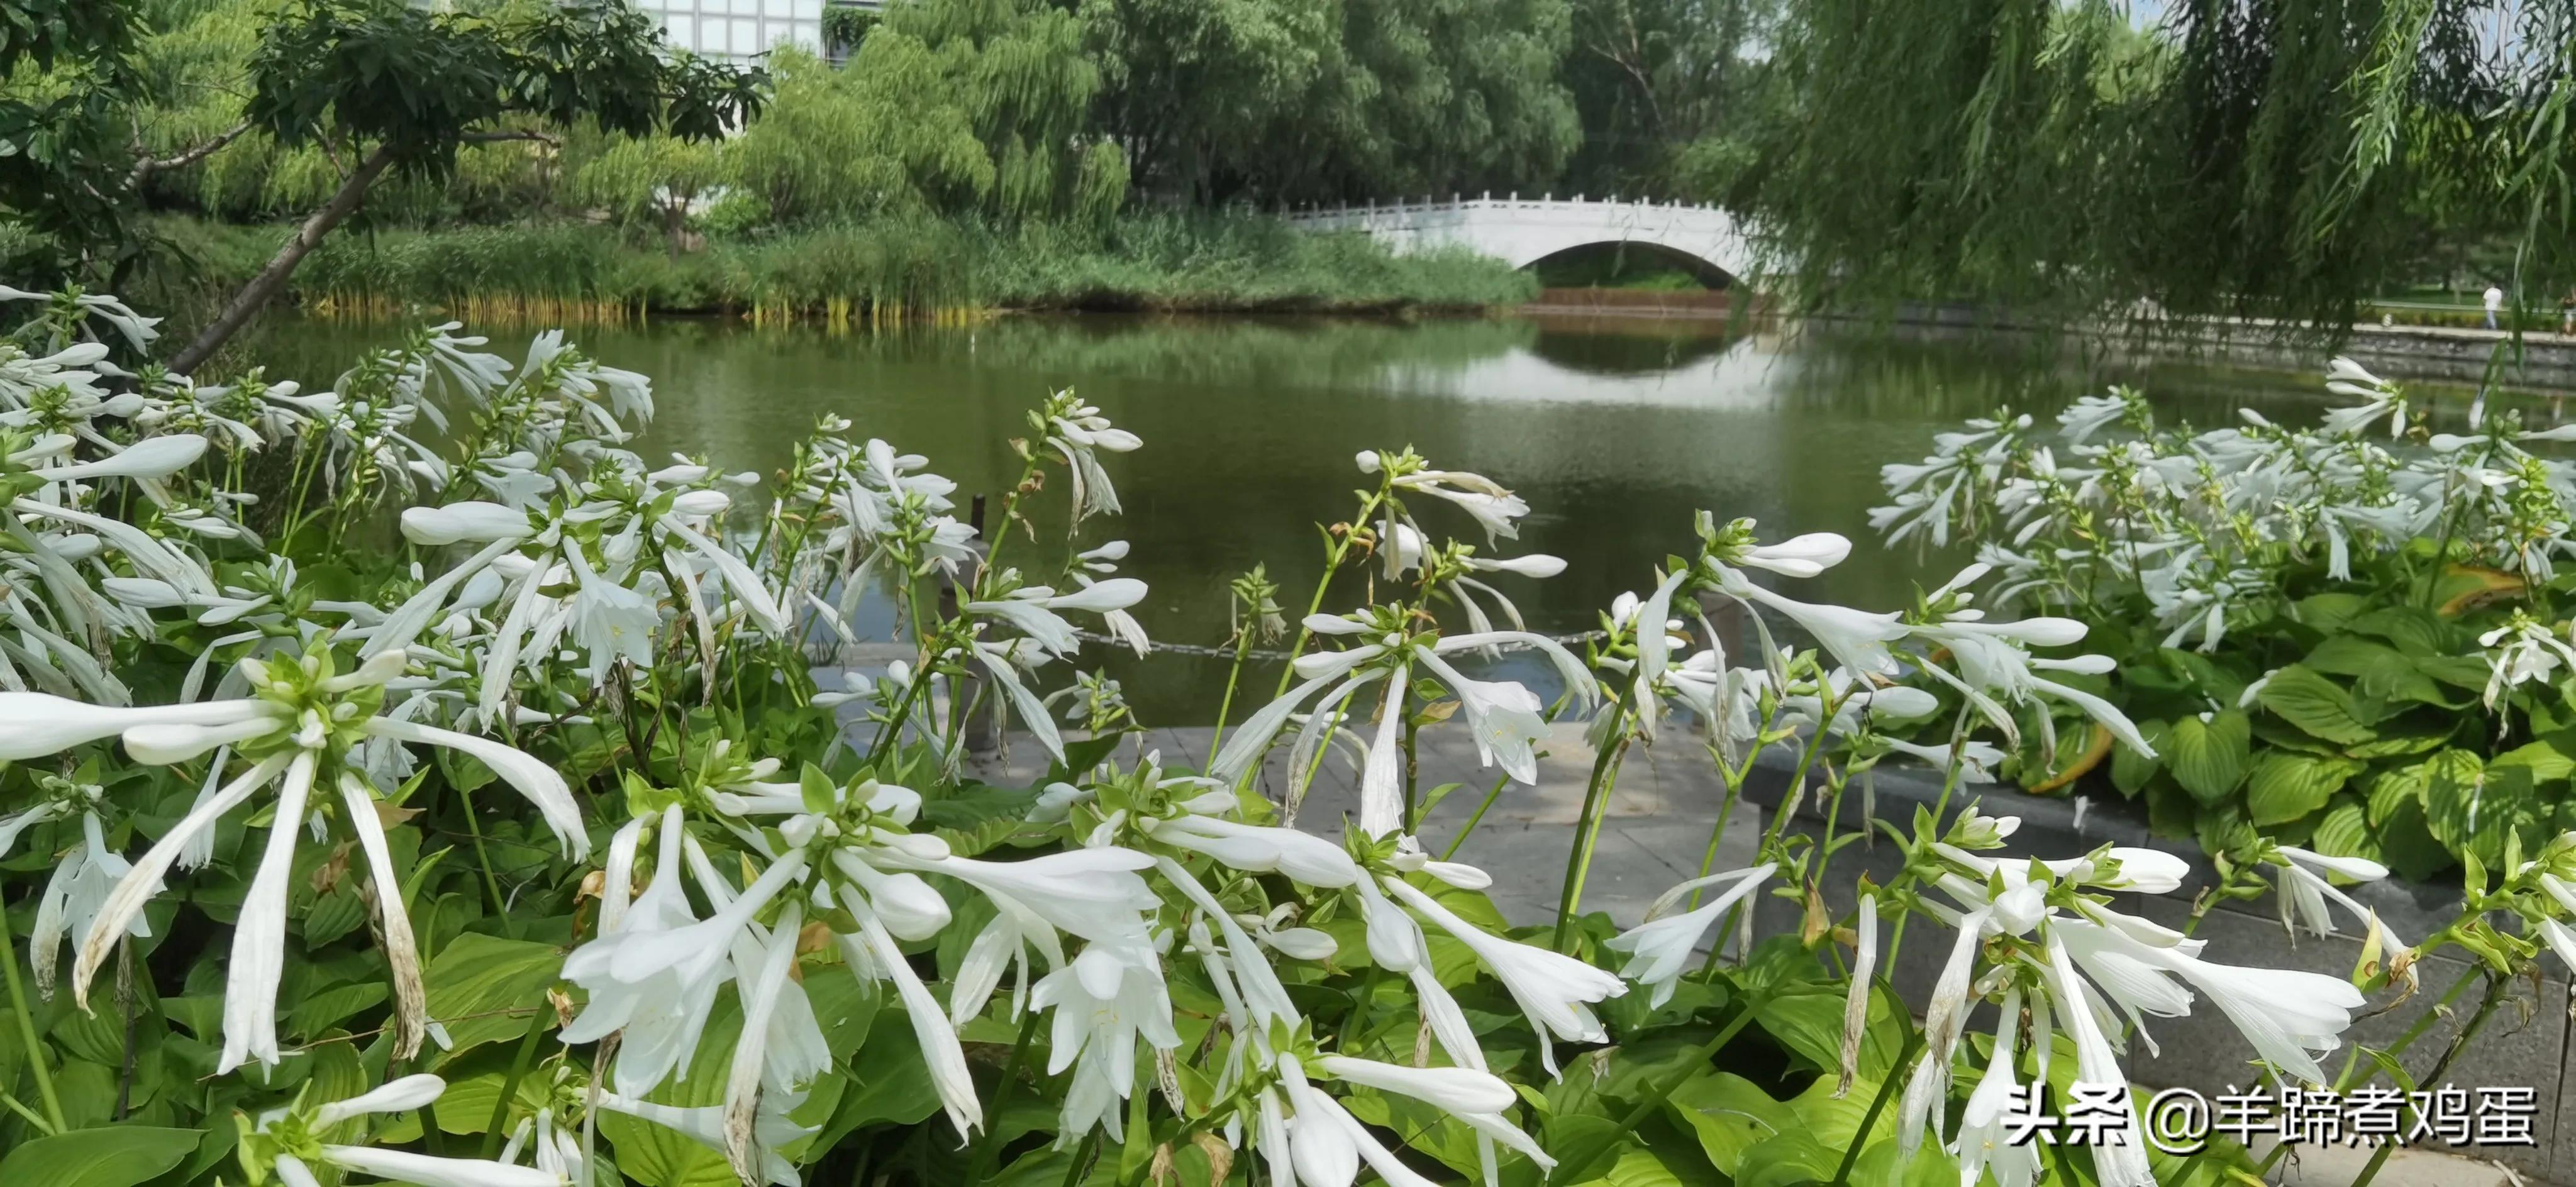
[249,312,2489,720]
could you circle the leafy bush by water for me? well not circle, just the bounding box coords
[138,211,1537,326]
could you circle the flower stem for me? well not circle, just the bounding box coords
[0,1088,52,1134]
[482,1006,552,1159]
[1058,1130,1100,1187]
[967,1008,1043,1181]
[1829,1022,1923,1184]
[1552,711,1633,952]
[1545,988,1772,1185]
[0,903,67,1133]
[456,783,512,929]
[2348,973,2510,1187]
[1208,631,1254,754]
[1440,773,1512,861]
[1272,492,1384,698]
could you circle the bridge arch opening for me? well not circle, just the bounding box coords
[1523,241,1737,290]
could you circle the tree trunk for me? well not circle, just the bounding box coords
[168,144,397,375]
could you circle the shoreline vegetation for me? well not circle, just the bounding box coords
[137,211,1543,331]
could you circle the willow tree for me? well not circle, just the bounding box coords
[1738,0,2543,333]
[726,1,1126,227]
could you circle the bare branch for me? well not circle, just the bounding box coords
[128,121,253,189]
[460,130,563,147]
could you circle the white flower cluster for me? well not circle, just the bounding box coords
[1874,359,2576,651]
[17,289,2576,1187]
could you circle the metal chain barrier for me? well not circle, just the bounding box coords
[1064,626,1609,661]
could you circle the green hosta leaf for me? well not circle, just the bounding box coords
[2245,752,2363,825]
[804,967,882,1063]
[2304,634,2407,677]
[2490,740,2575,783]
[2373,797,2456,881]
[2421,750,2543,868]
[2304,634,2461,707]
[2343,729,2453,759]
[1666,1072,1801,1178]
[2294,592,2371,631]
[437,746,497,793]
[2344,607,2458,656]
[1731,1130,1839,1187]
[303,882,370,947]
[422,932,562,1062]
[2157,649,2248,706]
[1562,1143,1694,1187]
[818,1008,944,1144]
[2257,666,2375,745]
[2417,654,2492,692]
[2110,719,2167,796]
[0,1126,201,1187]
[917,783,1040,831]
[2365,763,2428,827]
[286,981,389,1041]
[2165,711,2250,805]
[2310,798,2379,864]
[934,812,1032,858]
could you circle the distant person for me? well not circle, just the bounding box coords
[2484,284,2504,330]
[2561,289,2573,335]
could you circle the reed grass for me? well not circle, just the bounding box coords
[138,210,1538,330]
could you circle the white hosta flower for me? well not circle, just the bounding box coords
[2267,846,2399,947]
[2479,614,2576,709]
[1711,566,1906,676]
[1384,878,1626,1074]
[1043,392,1140,523]
[2539,918,2576,976]
[1142,813,1363,886]
[1277,1055,1448,1187]
[1032,940,1180,1141]
[1730,532,1853,578]
[2039,934,2155,1187]
[1375,459,1531,542]
[26,804,147,996]
[1207,641,1392,783]
[0,648,549,1076]
[564,831,806,1096]
[1606,864,1774,1008]
[889,846,1160,946]
[966,578,1148,660]
[250,1075,562,1187]
[597,1090,814,1187]
[1952,988,2043,1187]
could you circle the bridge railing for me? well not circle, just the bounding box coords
[1280,192,1727,226]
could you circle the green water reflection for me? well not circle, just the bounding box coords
[250,313,2461,720]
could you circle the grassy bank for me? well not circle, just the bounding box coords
[136,212,1538,328]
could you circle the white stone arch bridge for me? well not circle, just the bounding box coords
[1282,194,1750,286]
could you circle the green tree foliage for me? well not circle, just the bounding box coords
[720,3,1125,227]
[1080,0,1582,205]
[575,135,724,257]
[1559,0,1784,195]
[161,0,758,370]
[1739,0,2543,328]
[0,0,147,271]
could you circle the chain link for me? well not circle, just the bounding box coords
[804,627,1609,665]
[1070,627,1608,661]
